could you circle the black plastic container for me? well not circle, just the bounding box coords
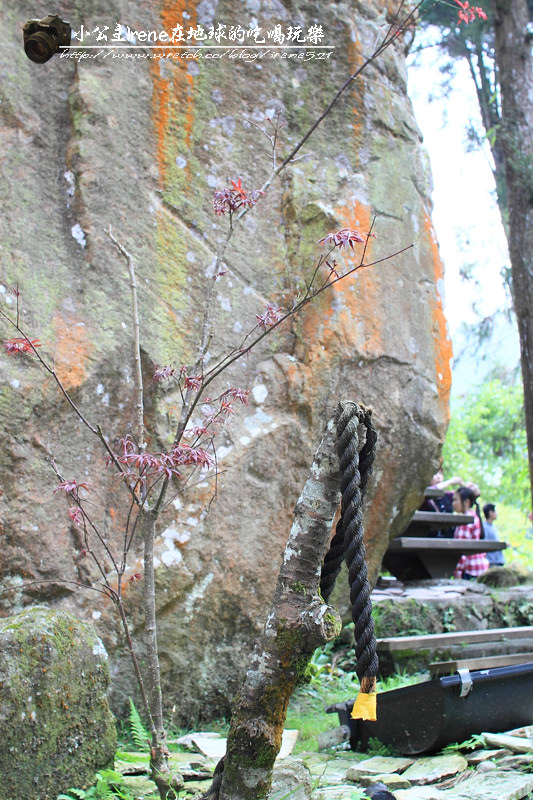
[328,662,533,754]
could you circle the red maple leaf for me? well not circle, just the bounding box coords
[68,506,84,527]
[153,365,175,382]
[54,479,91,494]
[184,375,203,391]
[221,387,250,405]
[3,337,41,355]
[256,304,284,328]
[318,228,365,250]
[455,0,487,23]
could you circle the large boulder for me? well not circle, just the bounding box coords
[0,0,451,723]
[0,607,116,800]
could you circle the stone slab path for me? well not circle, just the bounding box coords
[118,726,533,799]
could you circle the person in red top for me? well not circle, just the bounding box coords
[452,486,489,580]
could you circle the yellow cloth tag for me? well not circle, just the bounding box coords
[351,691,377,721]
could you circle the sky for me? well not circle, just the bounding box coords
[406,30,521,395]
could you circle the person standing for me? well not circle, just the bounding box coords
[483,503,505,567]
[453,487,489,580]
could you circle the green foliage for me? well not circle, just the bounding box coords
[440,734,485,754]
[114,751,150,763]
[443,377,533,568]
[286,636,423,753]
[304,641,339,684]
[57,770,134,800]
[443,379,529,510]
[365,737,398,757]
[495,505,533,572]
[128,698,151,752]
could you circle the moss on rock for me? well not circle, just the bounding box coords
[0,606,116,800]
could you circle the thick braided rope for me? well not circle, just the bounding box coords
[358,406,378,498]
[338,402,378,692]
[319,402,364,601]
[319,403,377,603]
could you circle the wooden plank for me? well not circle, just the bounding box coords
[376,626,533,652]
[410,510,475,526]
[429,653,533,676]
[387,537,506,552]
[424,487,445,497]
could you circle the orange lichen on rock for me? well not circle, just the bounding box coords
[52,314,91,390]
[151,0,197,185]
[423,210,453,408]
[334,200,383,355]
[298,200,382,366]
[151,65,170,182]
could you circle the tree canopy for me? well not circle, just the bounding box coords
[443,378,529,509]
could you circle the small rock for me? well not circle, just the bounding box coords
[476,760,497,772]
[466,749,509,764]
[438,770,533,800]
[176,731,222,749]
[505,725,533,739]
[359,773,411,789]
[304,758,356,785]
[269,761,313,800]
[482,732,533,753]
[498,754,533,769]
[346,756,415,780]
[464,582,488,593]
[189,760,214,772]
[365,781,399,799]
[316,786,368,800]
[401,754,468,785]
[192,736,227,759]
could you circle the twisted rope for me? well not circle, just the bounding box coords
[319,403,364,602]
[319,400,378,692]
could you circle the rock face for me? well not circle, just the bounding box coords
[0,1,451,722]
[0,607,116,800]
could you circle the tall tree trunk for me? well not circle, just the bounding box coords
[492,0,533,513]
[216,413,349,800]
[140,506,183,799]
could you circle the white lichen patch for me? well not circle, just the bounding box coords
[216,444,233,461]
[251,383,268,404]
[243,409,277,438]
[64,170,75,196]
[71,223,87,248]
[161,544,183,567]
[92,638,108,659]
[160,524,191,567]
[183,572,214,617]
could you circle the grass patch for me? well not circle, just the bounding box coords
[286,641,426,753]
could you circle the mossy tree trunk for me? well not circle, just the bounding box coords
[213,413,351,800]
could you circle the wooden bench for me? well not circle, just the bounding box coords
[383,536,507,580]
[377,626,533,677]
[403,510,473,536]
[382,497,508,578]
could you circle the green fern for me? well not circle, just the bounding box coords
[441,733,485,754]
[128,698,151,751]
[57,770,135,800]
